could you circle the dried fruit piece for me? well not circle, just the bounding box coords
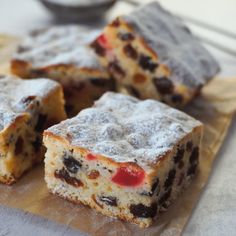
[186,141,193,152]
[151,178,160,193]
[159,188,172,205]
[35,114,47,132]
[90,78,108,87]
[91,41,106,57]
[171,94,183,104]
[86,153,97,161]
[88,170,100,179]
[111,166,145,187]
[187,164,198,176]
[123,44,138,59]
[153,77,174,95]
[118,32,134,41]
[126,85,141,98]
[189,147,199,165]
[15,136,24,156]
[130,203,157,218]
[110,18,120,27]
[164,169,176,190]
[139,55,158,72]
[173,147,185,163]
[63,156,82,174]
[99,196,118,206]
[32,136,41,153]
[21,96,36,106]
[108,62,125,77]
[96,34,111,50]
[54,168,83,187]
[133,73,146,84]
[178,160,184,169]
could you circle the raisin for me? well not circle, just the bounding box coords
[73,81,86,91]
[164,169,176,190]
[171,94,184,104]
[141,178,160,196]
[99,196,118,206]
[63,155,82,174]
[186,141,193,152]
[174,147,185,163]
[130,203,157,218]
[187,164,198,176]
[108,62,125,77]
[54,168,83,187]
[21,96,36,106]
[35,114,47,132]
[88,170,100,179]
[153,77,174,95]
[118,33,135,41]
[91,41,106,57]
[139,55,158,72]
[151,178,160,193]
[189,147,199,165]
[65,104,74,115]
[32,136,41,153]
[126,86,141,98]
[31,69,46,77]
[178,160,184,169]
[110,18,120,27]
[15,136,24,155]
[123,44,138,59]
[133,73,146,84]
[90,78,107,87]
[159,188,172,205]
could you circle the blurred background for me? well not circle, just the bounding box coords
[1,0,236,76]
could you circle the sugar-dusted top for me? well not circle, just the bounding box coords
[0,76,60,131]
[13,25,103,69]
[123,2,220,88]
[47,92,202,169]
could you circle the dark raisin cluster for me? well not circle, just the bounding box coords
[63,154,82,174]
[130,203,157,218]
[54,168,83,188]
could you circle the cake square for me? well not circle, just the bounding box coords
[0,76,66,184]
[91,2,219,106]
[11,26,115,116]
[43,92,202,227]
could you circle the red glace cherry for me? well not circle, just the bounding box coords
[97,34,111,50]
[111,166,145,187]
[86,153,97,161]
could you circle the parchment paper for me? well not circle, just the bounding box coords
[0,35,236,236]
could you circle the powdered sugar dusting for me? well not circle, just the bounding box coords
[48,92,202,168]
[13,25,103,69]
[0,76,60,131]
[123,2,220,88]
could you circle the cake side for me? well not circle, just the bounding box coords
[0,76,66,184]
[44,92,203,227]
[91,2,219,106]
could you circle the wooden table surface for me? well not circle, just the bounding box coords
[0,0,236,235]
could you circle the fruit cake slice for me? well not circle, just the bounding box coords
[0,76,66,184]
[11,25,115,116]
[43,92,202,227]
[91,2,220,107]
